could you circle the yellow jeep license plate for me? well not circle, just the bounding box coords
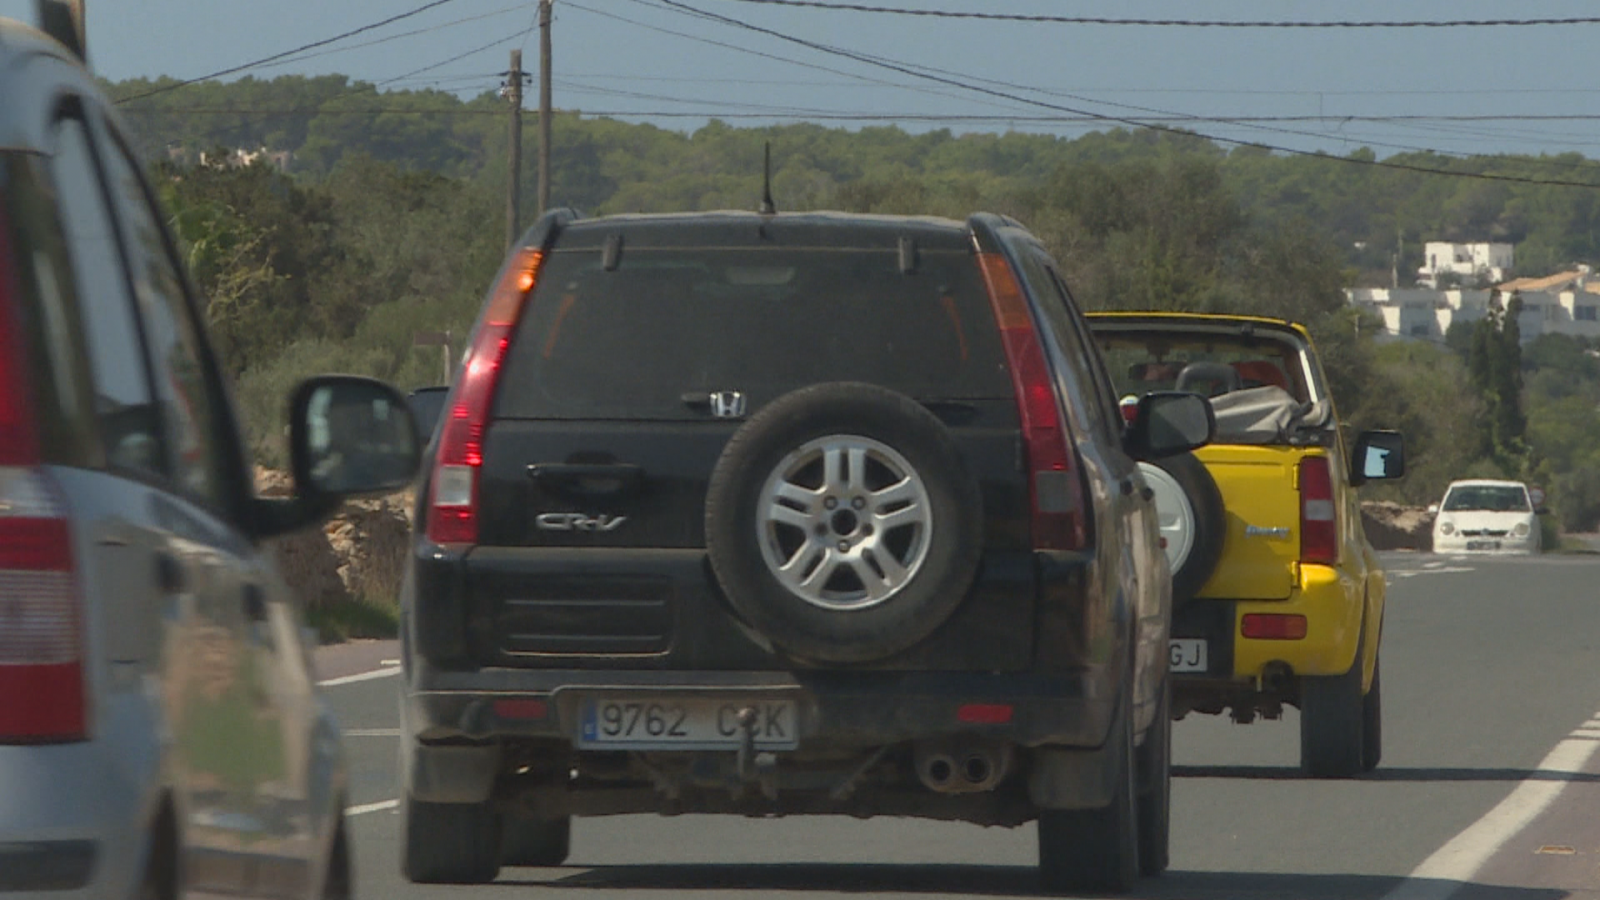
[1169,639,1208,673]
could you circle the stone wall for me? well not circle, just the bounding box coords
[1360,501,1433,552]
[256,467,412,609]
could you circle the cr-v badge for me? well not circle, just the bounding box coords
[710,390,747,418]
[537,513,627,532]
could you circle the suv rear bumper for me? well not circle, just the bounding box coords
[405,666,1116,751]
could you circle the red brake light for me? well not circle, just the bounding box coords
[426,249,545,545]
[1299,456,1337,565]
[976,252,1085,551]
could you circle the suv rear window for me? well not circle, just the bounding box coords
[496,247,1011,420]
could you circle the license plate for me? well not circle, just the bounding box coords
[1466,540,1501,551]
[578,697,799,750]
[1169,639,1208,673]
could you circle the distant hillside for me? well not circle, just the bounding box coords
[109,73,1600,280]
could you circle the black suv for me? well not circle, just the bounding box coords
[399,208,1212,893]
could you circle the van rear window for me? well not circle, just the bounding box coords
[496,247,1011,420]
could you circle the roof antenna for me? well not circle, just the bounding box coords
[759,142,777,215]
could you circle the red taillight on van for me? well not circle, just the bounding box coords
[976,252,1085,551]
[426,248,545,545]
[0,207,85,743]
[0,476,84,743]
[1299,456,1337,566]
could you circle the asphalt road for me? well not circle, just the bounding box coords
[320,552,1600,900]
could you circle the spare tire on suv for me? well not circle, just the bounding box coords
[705,382,984,664]
[1138,453,1225,603]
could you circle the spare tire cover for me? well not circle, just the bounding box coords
[1139,453,1225,605]
[705,382,983,664]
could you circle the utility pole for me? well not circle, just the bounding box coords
[504,49,526,250]
[538,0,554,215]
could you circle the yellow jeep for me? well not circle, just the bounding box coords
[1086,312,1405,778]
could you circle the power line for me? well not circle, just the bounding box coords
[579,0,1043,118]
[96,106,1600,127]
[245,2,532,74]
[642,0,1600,171]
[114,0,464,104]
[655,0,1600,189]
[123,21,533,152]
[113,102,1600,162]
[784,21,1561,166]
[707,0,1600,29]
[555,75,1600,98]
[373,31,529,89]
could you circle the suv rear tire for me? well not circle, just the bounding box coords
[401,795,502,884]
[706,382,983,664]
[1037,695,1140,894]
[500,812,572,867]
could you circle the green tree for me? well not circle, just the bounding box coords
[1465,291,1528,473]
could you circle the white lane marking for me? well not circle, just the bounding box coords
[1382,736,1600,900]
[344,728,401,737]
[1569,729,1600,740]
[1393,566,1475,579]
[1424,561,1446,569]
[347,800,400,816]
[317,665,401,688]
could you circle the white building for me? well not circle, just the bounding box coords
[1347,267,1600,344]
[1417,241,1514,288]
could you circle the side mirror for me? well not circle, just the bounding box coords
[1427,503,1440,516]
[290,375,421,498]
[405,385,451,448]
[1351,430,1405,486]
[1126,391,1215,460]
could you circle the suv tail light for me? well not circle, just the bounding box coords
[975,252,1085,551]
[426,248,545,545]
[0,207,85,743]
[1299,456,1337,566]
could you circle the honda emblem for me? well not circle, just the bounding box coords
[709,390,747,419]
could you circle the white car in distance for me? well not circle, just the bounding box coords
[1430,479,1543,554]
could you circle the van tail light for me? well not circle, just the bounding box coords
[0,472,84,743]
[426,248,545,545]
[1299,456,1337,566]
[0,212,86,743]
[976,252,1086,551]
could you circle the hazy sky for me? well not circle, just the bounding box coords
[11,0,1600,159]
